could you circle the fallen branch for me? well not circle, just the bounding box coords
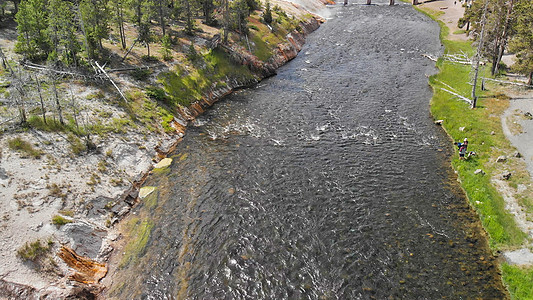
[481,77,532,87]
[440,87,473,105]
[94,61,128,103]
[422,54,438,62]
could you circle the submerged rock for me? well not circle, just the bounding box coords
[139,186,157,199]
[154,157,172,169]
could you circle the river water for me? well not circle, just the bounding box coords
[107,1,507,299]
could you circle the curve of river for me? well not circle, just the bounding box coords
[107,1,507,299]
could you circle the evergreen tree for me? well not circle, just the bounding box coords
[263,0,272,24]
[47,0,79,64]
[509,0,533,85]
[79,0,110,58]
[14,0,50,60]
[110,0,127,49]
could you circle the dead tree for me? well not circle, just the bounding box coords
[34,75,47,124]
[471,1,489,109]
[390,0,395,5]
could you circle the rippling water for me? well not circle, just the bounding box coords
[107,1,507,299]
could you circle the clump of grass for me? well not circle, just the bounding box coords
[98,160,108,173]
[67,133,86,156]
[131,68,152,81]
[17,239,53,262]
[502,264,533,299]
[8,137,42,159]
[58,209,74,217]
[47,183,66,199]
[51,215,72,226]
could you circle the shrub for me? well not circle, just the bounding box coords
[146,86,168,102]
[7,137,42,159]
[131,68,152,81]
[51,215,72,226]
[17,239,53,262]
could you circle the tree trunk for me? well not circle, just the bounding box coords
[412,0,418,4]
[528,72,532,86]
[158,0,165,36]
[493,0,515,76]
[390,0,394,5]
[52,78,64,125]
[35,76,46,124]
[366,0,371,4]
[147,43,150,57]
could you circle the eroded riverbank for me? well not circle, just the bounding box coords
[103,1,508,299]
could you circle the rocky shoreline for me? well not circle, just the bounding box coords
[0,10,322,300]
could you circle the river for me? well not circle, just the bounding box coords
[106,1,507,299]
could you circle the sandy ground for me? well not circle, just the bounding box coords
[419,0,468,41]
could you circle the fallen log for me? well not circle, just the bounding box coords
[440,87,473,105]
[57,246,107,284]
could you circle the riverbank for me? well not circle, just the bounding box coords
[0,0,325,297]
[415,1,533,298]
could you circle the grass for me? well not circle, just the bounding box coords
[17,239,53,262]
[413,4,532,298]
[501,264,533,299]
[51,215,73,226]
[7,137,42,159]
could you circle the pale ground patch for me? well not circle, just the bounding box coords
[419,0,468,41]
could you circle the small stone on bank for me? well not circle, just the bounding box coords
[434,120,443,125]
[513,151,522,158]
[496,156,507,163]
[490,131,495,135]
[139,186,157,199]
[459,127,465,132]
[474,169,485,175]
[502,172,512,180]
[154,157,172,169]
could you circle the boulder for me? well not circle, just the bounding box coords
[61,222,107,259]
[474,169,485,175]
[496,156,507,163]
[154,157,172,169]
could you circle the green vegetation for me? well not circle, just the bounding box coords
[51,214,72,226]
[502,264,533,299]
[17,239,53,262]
[119,217,154,268]
[7,137,42,158]
[414,4,532,298]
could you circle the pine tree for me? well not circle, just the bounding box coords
[263,0,272,24]
[14,0,50,60]
[509,0,533,85]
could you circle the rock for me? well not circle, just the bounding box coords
[496,156,507,163]
[434,120,443,125]
[61,222,107,259]
[139,186,157,199]
[490,131,495,135]
[119,186,139,206]
[459,127,465,132]
[85,196,114,218]
[154,157,172,169]
[474,169,485,175]
[117,206,131,218]
[525,112,533,120]
[502,172,512,180]
[513,151,522,158]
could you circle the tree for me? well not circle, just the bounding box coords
[137,21,153,57]
[110,0,127,49]
[201,0,214,26]
[79,0,110,58]
[263,0,272,24]
[47,0,79,64]
[14,0,50,60]
[509,0,533,85]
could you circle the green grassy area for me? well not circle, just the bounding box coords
[502,264,533,300]
[7,136,43,158]
[413,4,532,298]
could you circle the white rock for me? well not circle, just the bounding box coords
[154,157,172,169]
